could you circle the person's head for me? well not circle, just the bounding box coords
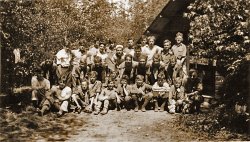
[138,55,147,66]
[163,39,171,51]
[89,71,98,83]
[125,54,133,67]
[109,70,118,79]
[175,32,183,44]
[128,38,134,48]
[36,68,44,81]
[94,56,102,66]
[109,39,116,47]
[94,38,100,48]
[79,46,86,54]
[148,36,156,47]
[81,79,89,91]
[107,79,115,90]
[141,35,148,46]
[99,42,106,53]
[174,77,182,88]
[134,44,142,56]
[136,75,144,87]
[189,69,198,81]
[157,72,165,86]
[59,80,66,89]
[121,75,129,86]
[152,54,160,66]
[115,45,124,56]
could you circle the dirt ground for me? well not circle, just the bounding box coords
[67,110,206,142]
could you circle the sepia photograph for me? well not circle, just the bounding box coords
[0,0,249,141]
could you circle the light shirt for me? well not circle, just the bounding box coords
[31,76,50,90]
[152,82,170,92]
[172,43,187,59]
[71,49,82,65]
[96,52,108,64]
[141,45,163,62]
[61,86,72,98]
[56,49,71,67]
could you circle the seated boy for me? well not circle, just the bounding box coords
[71,79,90,113]
[31,68,50,110]
[116,75,132,110]
[169,77,185,113]
[85,71,102,113]
[152,72,170,112]
[94,79,121,115]
[39,81,72,116]
[131,75,153,112]
[185,69,203,114]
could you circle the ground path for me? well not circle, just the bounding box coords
[67,110,204,142]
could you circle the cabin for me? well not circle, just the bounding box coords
[140,0,222,97]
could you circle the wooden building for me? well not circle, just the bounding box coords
[140,0,218,97]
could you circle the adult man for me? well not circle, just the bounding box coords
[31,68,50,110]
[141,36,163,63]
[124,38,135,55]
[131,75,153,112]
[96,42,108,64]
[118,54,138,84]
[56,45,72,86]
[111,45,126,69]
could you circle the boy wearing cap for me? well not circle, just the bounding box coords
[94,79,121,115]
[152,73,170,112]
[131,75,153,112]
[169,77,185,113]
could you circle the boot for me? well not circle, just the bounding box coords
[141,98,150,112]
[154,101,159,112]
[134,100,139,112]
[39,105,49,116]
[100,107,108,115]
[93,108,100,115]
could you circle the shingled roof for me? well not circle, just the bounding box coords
[141,0,194,46]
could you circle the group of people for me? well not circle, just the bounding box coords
[30,32,203,117]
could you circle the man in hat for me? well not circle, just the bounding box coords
[131,75,153,112]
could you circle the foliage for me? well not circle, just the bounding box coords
[184,0,250,73]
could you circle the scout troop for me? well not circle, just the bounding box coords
[32,32,203,116]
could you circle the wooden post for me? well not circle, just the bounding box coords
[186,44,190,76]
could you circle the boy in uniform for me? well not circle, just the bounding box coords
[116,75,132,110]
